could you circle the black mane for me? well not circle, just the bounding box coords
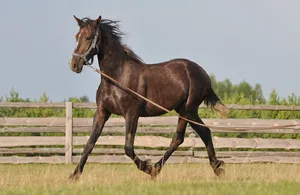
[123,44,144,64]
[81,18,144,64]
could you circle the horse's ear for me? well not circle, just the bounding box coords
[96,15,102,26]
[73,15,83,27]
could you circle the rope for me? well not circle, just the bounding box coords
[87,65,299,131]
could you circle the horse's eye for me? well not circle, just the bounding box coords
[86,36,93,41]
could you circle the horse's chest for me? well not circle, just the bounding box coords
[100,86,138,115]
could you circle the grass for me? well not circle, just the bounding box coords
[0,163,300,195]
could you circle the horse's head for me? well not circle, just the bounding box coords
[69,15,102,73]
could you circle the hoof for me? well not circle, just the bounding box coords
[150,164,161,179]
[212,160,225,178]
[150,166,159,180]
[144,159,153,175]
[139,159,153,175]
[69,172,81,181]
[214,167,225,178]
[144,158,152,165]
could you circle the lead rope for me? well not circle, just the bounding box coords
[87,65,299,131]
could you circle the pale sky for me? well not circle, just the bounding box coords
[0,0,299,102]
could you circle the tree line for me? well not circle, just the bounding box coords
[1,75,299,119]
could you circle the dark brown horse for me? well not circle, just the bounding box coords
[69,15,228,179]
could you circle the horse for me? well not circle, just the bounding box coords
[68,15,228,179]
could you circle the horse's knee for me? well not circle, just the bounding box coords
[172,136,184,150]
[177,136,184,146]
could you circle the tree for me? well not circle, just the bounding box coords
[268,89,280,105]
[68,96,94,117]
[5,88,30,102]
[252,84,266,104]
[209,75,265,106]
[39,93,49,103]
[263,89,280,119]
[234,81,253,99]
[223,79,233,97]
[210,74,217,90]
[79,95,90,103]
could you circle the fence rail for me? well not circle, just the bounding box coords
[0,102,300,164]
[1,102,300,110]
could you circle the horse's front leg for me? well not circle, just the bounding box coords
[124,115,152,175]
[69,106,111,180]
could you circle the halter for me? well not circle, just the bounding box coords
[72,27,100,65]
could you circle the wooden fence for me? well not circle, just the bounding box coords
[0,102,300,164]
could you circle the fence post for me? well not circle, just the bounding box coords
[65,101,73,164]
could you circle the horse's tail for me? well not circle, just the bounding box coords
[204,88,229,118]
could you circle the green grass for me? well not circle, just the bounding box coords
[0,163,300,194]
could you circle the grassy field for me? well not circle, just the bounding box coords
[0,163,299,195]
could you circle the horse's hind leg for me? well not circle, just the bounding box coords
[69,106,111,180]
[151,108,188,178]
[188,112,225,177]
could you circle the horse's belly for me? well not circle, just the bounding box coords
[141,91,186,116]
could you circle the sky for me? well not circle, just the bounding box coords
[0,0,299,102]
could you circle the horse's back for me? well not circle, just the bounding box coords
[146,58,211,88]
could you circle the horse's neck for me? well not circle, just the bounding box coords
[97,45,125,77]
